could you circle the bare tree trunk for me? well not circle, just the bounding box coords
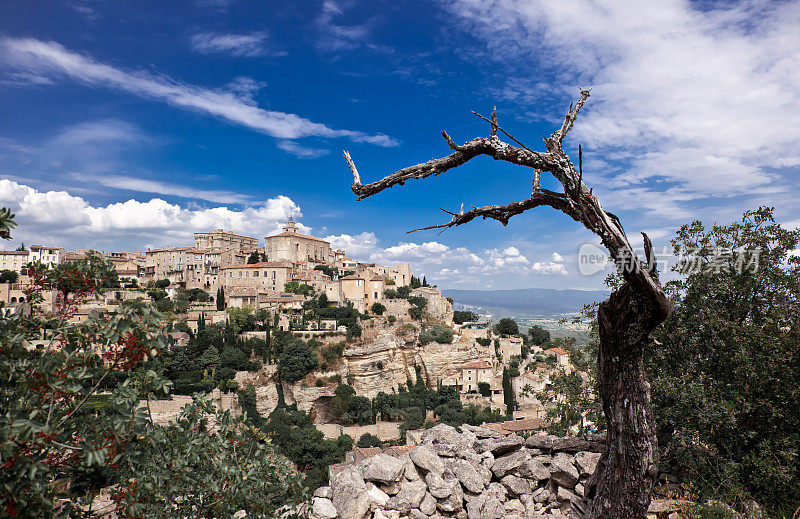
[582,285,659,519]
[343,90,673,519]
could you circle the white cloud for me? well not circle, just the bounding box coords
[0,37,398,149]
[276,140,330,159]
[449,0,800,217]
[324,232,379,257]
[190,32,280,58]
[551,252,564,262]
[79,174,252,204]
[0,179,300,249]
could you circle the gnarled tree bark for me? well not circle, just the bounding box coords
[343,90,672,519]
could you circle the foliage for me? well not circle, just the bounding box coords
[542,371,599,436]
[418,324,454,345]
[247,251,261,264]
[453,310,479,324]
[475,337,491,348]
[493,317,519,336]
[383,288,398,299]
[528,324,551,345]
[370,302,386,315]
[356,433,383,448]
[346,322,362,341]
[278,337,319,382]
[396,285,412,298]
[647,208,800,513]
[154,278,171,289]
[409,276,422,289]
[264,405,352,488]
[0,215,306,518]
[0,269,19,283]
[227,305,257,334]
[314,264,339,278]
[477,382,491,397]
[408,306,423,321]
[216,286,225,310]
[502,368,516,415]
[284,280,314,297]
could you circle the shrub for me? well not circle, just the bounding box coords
[477,382,491,397]
[371,302,386,315]
[278,338,318,382]
[356,433,383,448]
[387,315,396,324]
[453,310,479,324]
[383,289,398,299]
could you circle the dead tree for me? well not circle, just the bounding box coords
[343,90,673,519]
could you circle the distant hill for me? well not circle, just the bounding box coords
[443,287,609,320]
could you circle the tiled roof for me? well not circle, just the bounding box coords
[547,347,570,355]
[0,250,29,255]
[463,360,492,369]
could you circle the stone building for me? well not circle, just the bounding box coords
[194,229,257,254]
[335,272,385,313]
[28,245,67,267]
[220,262,293,293]
[264,220,333,264]
[458,360,493,393]
[0,250,29,274]
[546,347,572,373]
[497,335,523,361]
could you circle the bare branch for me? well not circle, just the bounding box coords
[471,110,534,152]
[550,88,591,145]
[343,151,361,185]
[406,190,572,233]
[348,137,552,201]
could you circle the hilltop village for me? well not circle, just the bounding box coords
[0,221,591,498]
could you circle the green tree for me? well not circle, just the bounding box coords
[0,269,18,283]
[453,310,479,324]
[477,382,491,397]
[278,338,319,382]
[356,433,383,448]
[216,286,225,310]
[528,324,551,345]
[493,317,519,336]
[247,250,261,264]
[647,208,800,513]
[502,367,516,416]
[370,302,386,315]
[284,280,314,297]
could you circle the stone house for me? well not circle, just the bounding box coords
[194,229,257,254]
[546,347,572,373]
[497,335,523,361]
[0,250,29,274]
[28,245,66,267]
[337,273,385,313]
[264,220,333,264]
[220,262,293,293]
[458,360,493,393]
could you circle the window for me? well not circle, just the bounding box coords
[253,271,259,277]
[374,292,378,298]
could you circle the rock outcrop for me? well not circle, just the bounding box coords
[310,424,605,519]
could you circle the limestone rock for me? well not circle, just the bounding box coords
[330,465,370,519]
[459,423,504,439]
[491,449,529,478]
[380,481,401,495]
[420,492,437,516]
[446,458,485,493]
[516,458,550,481]
[386,480,427,513]
[409,445,446,477]
[362,453,406,483]
[504,498,525,518]
[549,454,579,488]
[500,474,530,496]
[574,451,601,476]
[313,486,331,499]
[474,435,523,455]
[366,482,390,509]
[425,472,454,499]
[312,497,338,519]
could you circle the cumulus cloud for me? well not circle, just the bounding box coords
[0,179,300,250]
[448,0,800,216]
[0,37,398,149]
[324,232,379,257]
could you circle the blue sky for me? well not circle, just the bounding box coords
[1,0,799,290]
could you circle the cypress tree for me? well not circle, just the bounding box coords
[216,287,225,311]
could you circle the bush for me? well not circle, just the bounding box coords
[383,289,398,299]
[356,433,383,448]
[453,310,479,324]
[408,306,423,321]
[278,338,319,382]
[346,323,362,341]
[528,324,551,345]
[370,302,386,315]
[493,317,519,336]
[477,382,491,397]
[387,315,396,324]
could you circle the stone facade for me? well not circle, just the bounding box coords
[220,261,293,293]
[265,220,333,264]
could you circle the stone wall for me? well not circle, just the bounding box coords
[412,287,453,324]
[309,423,603,519]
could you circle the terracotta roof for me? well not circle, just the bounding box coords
[370,274,385,281]
[354,447,383,459]
[386,445,415,456]
[146,246,199,254]
[0,250,29,255]
[547,347,570,355]
[340,274,365,281]
[500,417,550,432]
[220,262,293,270]
[463,360,492,369]
[258,293,305,303]
[267,231,330,244]
[226,286,260,297]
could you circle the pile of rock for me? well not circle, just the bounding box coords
[310,423,602,519]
